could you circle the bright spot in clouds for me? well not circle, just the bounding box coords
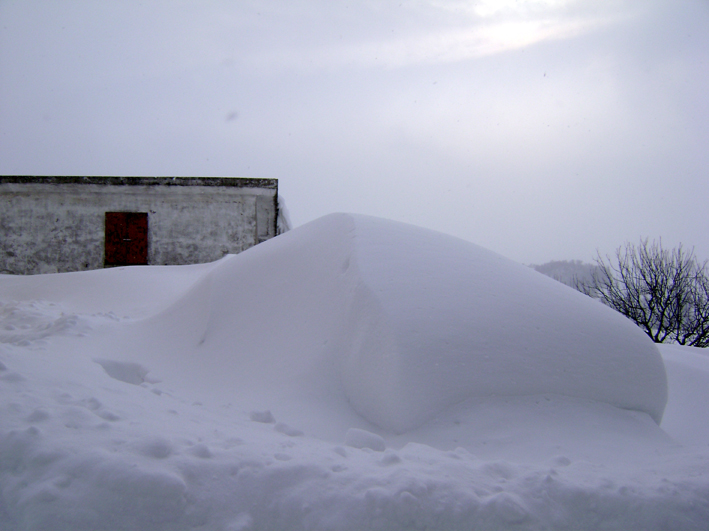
[254,0,621,69]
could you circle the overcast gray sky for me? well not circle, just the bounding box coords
[1,0,708,265]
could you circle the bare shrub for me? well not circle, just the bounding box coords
[577,240,709,347]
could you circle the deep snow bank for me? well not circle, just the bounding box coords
[341,215,667,430]
[1,214,706,531]
[658,343,709,445]
[120,213,667,433]
[0,260,215,318]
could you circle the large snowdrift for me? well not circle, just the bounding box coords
[0,214,706,531]
[109,213,667,432]
[339,215,667,429]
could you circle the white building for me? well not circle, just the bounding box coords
[0,176,284,275]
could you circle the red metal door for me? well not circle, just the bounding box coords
[104,212,148,266]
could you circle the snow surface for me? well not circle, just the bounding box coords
[1,213,708,530]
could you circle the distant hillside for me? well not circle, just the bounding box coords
[530,260,598,290]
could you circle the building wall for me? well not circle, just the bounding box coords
[0,177,279,275]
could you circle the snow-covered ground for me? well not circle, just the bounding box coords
[1,213,708,531]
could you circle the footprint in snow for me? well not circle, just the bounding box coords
[0,300,87,346]
[274,422,304,437]
[249,410,276,423]
[93,359,158,385]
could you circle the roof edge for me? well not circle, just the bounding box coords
[0,176,278,189]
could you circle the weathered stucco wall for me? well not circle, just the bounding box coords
[0,176,279,275]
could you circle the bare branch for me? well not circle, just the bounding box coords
[579,239,709,347]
